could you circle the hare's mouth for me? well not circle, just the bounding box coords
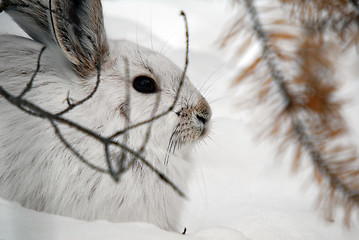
[164,119,210,164]
[164,101,211,164]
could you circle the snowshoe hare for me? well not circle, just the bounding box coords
[0,0,211,231]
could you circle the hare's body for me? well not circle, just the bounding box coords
[0,0,211,231]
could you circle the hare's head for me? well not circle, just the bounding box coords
[5,0,211,163]
[103,40,212,159]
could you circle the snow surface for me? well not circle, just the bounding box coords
[1,0,359,239]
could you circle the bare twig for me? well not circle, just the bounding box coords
[18,46,46,98]
[55,38,102,116]
[105,143,119,181]
[50,120,108,174]
[110,11,190,139]
[116,58,131,175]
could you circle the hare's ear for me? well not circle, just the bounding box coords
[5,0,109,77]
[50,0,109,77]
[4,0,55,44]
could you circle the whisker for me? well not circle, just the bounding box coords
[173,141,178,153]
[209,96,230,104]
[164,139,173,165]
[198,63,225,93]
[164,150,170,165]
[165,126,179,165]
[159,30,180,54]
[167,139,174,154]
[148,1,153,50]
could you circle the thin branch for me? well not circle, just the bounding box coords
[0,85,105,141]
[110,11,190,139]
[18,46,46,98]
[50,120,108,174]
[110,140,186,197]
[105,143,119,181]
[116,57,131,174]
[55,64,101,116]
[55,38,102,116]
[124,76,162,171]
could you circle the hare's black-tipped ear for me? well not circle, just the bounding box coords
[50,0,109,77]
[4,0,108,77]
[4,0,54,44]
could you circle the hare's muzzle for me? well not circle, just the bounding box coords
[175,97,211,141]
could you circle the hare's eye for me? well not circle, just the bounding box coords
[132,76,159,94]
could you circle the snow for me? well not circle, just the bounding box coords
[1,198,247,240]
[1,0,359,239]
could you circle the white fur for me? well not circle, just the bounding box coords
[0,1,211,232]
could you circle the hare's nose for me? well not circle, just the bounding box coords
[196,114,207,124]
[195,98,212,125]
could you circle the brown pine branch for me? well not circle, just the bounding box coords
[280,0,359,47]
[225,0,359,226]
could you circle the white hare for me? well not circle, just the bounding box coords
[0,0,211,231]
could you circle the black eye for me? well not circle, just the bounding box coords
[132,76,158,94]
